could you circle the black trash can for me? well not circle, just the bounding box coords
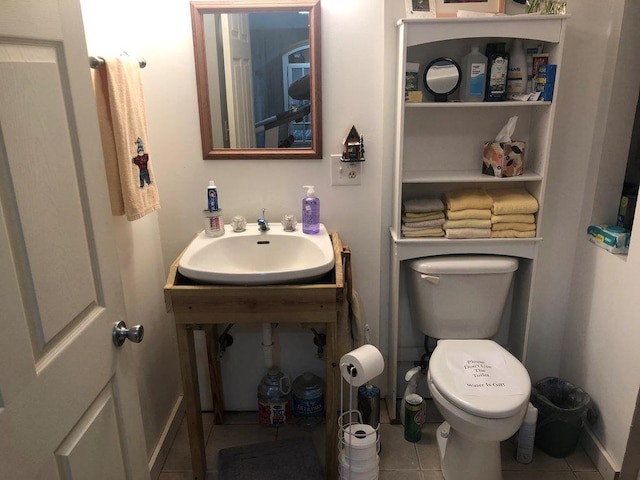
[531,377,593,458]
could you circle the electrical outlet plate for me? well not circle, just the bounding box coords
[330,154,362,186]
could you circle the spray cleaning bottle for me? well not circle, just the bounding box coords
[400,366,422,425]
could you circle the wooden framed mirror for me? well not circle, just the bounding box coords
[190,0,322,160]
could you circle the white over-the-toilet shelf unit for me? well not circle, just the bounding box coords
[388,15,568,421]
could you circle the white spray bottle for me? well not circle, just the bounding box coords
[400,366,422,425]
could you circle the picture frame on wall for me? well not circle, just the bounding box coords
[434,0,505,17]
[405,0,437,18]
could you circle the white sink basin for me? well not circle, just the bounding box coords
[178,224,335,285]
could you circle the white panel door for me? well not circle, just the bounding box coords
[0,0,149,479]
[221,13,256,148]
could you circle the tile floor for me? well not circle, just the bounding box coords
[159,400,604,480]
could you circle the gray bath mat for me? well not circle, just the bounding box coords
[218,436,323,480]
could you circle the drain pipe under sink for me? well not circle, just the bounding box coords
[262,323,274,369]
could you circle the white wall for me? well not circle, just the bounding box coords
[555,0,640,470]
[522,0,640,470]
[79,0,183,464]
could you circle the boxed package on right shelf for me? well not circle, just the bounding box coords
[587,224,630,254]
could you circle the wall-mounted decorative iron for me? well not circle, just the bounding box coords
[341,125,365,162]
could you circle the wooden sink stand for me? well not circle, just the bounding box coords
[164,232,349,480]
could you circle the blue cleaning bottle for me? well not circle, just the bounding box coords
[302,185,320,234]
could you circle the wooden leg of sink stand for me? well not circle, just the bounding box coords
[175,324,207,479]
[204,326,224,425]
[325,321,339,480]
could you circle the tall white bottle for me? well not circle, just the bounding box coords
[516,402,538,464]
[507,39,527,97]
[460,45,487,102]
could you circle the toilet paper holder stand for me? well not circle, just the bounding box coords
[337,360,381,479]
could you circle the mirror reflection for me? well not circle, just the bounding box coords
[423,57,461,102]
[191,1,322,159]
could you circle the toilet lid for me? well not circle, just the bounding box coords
[429,339,531,419]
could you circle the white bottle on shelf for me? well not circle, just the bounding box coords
[507,39,527,97]
[460,45,487,102]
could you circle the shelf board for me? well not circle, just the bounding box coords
[405,101,552,108]
[402,170,543,183]
[389,228,542,260]
[398,15,569,26]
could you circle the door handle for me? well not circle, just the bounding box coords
[112,320,144,347]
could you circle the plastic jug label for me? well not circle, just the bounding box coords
[293,396,324,417]
[447,351,525,396]
[258,400,290,425]
[469,63,486,96]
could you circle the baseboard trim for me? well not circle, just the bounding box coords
[149,395,185,480]
[581,425,622,480]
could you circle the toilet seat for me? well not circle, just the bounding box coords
[429,339,531,419]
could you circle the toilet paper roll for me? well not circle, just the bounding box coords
[343,423,377,449]
[340,345,384,387]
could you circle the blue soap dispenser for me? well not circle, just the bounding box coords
[302,185,320,234]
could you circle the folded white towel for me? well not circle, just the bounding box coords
[445,228,491,239]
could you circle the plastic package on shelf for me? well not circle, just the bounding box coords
[586,224,630,254]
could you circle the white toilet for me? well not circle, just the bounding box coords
[406,255,531,480]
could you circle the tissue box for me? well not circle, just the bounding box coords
[587,224,630,254]
[482,142,525,177]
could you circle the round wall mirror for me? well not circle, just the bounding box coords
[423,57,461,102]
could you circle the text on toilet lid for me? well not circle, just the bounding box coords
[446,351,525,396]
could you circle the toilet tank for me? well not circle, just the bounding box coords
[406,255,519,339]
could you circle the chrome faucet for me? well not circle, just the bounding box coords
[258,208,270,231]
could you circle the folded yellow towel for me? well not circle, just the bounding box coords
[490,230,536,238]
[444,219,492,229]
[492,222,536,232]
[491,214,535,224]
[443,189,494,212]
[445,228,491,239]
[403,197,445,214]
[403,211,445,222]
[446,208,492,220]
[487,188,538,215]
[403,228,445,238]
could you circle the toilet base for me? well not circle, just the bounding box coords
[436,422,502,480]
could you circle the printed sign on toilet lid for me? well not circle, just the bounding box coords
[446,351,526,396]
